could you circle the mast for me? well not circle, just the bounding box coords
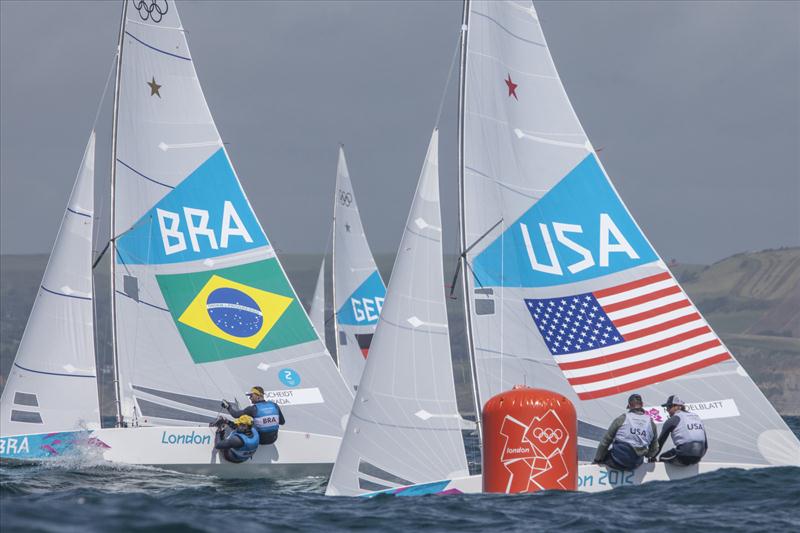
[331,145,340,369]
[457,0,482,442]
[109,0,127,428]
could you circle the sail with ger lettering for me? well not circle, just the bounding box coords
[332,147,386,392]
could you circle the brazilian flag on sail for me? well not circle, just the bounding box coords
[156,259,317,364]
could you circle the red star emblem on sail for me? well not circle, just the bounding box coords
[505,74,518,100]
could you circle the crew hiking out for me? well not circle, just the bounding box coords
[222,386,285,445]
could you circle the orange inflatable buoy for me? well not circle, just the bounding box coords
[482,385,577,493]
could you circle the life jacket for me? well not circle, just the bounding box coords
[227,429,259,462]
[670,411,706,447]
[614,411,654,449]
[609,441,643,470]
[252,401,281,435]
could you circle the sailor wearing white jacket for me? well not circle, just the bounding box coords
[657,395,708,465]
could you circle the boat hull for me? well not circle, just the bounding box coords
[0,426,340,479]
[360,462,772,496]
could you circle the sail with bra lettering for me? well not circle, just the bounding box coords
[332,147,386,392]
[111,0,353,436]
[1,133,100,436]
[459,0,799,466]
[327,131,469,495]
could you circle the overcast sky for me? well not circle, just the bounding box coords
[1,0,798,264]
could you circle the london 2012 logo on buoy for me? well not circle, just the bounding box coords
[499,409,570,492]
[133,0,169,23]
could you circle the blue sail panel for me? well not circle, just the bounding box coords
[472,155,657,288]
[116,149,268,265]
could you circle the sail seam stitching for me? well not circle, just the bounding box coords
[115,290,169,312]
[66,207,93,218]
[116,159,175,189]
[470,11,545,47]
[40,286,92,301]
[123,31,191,61]
[14,362,95,379]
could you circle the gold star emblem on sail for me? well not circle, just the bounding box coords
[147,77,162,98]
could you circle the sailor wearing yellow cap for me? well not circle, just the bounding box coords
[221,386,285,445]
[212,414,260,463]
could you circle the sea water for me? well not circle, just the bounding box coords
[2,418,798,532]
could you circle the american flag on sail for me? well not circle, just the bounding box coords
[525,271,731,400]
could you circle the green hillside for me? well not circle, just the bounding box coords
[672,248,800,414]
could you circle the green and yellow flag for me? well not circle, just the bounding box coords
[157,259,316,364]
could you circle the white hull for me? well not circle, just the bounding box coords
[362,461,772,496]
[1,426,340,480]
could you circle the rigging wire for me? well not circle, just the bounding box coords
[434,29,463,130]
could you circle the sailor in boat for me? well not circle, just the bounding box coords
[221,386,285,445]
[212,415,260,464]
[656,395,708,466]
[593,393,659,471]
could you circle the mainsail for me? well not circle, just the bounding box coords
[327,131,469,496]
[309,258,326,341]
[110,0,352,437]
[332,147,386,392]
[1,133,100,435]
[459,0,799,466]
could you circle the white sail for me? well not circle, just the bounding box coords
[110,0,353,438]
[309,258,326,340]
[332,147,386,392]
[459,0,798,466]
[1,132,99,435]
[327,131,469,496]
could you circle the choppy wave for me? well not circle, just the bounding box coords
[2,418,799,532]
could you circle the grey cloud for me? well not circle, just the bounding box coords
[1,0,797,264]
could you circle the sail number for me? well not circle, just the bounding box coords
[157,201,254,256]
[520,213,639,276]
[350,296,384,323]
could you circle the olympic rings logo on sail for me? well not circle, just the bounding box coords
[338,189,353,207]
[133,0,169,23]
[532,427,563,444]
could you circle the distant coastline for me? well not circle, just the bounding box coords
[2,247,798,415]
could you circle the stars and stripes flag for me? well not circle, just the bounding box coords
[525,271,731,400]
